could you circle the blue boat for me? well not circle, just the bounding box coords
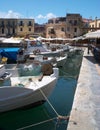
[0,48,20,63]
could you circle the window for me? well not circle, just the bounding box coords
[20,28,23,31]
[74,28,77,32]
[1,21,4,24]
[2,28,4,34]
[28,21,32,26]
[74,20,77,26]
[29,28,31,31]
[69,20,72,24]
[61,27,64,31]
[99,23,100,28]
[8,21,10,25]
[19,21,24,26]
[67,27,70,31]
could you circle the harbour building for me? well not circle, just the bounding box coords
[0,18,34,37]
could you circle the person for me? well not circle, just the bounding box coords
[38,63,53,81]
[87,43,91,54]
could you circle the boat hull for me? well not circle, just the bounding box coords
[0,78,57,113]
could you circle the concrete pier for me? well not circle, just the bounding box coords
[67,48,100,130]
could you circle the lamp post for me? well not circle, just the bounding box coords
[95,16,97,30]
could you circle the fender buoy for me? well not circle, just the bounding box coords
[41,63,53,75]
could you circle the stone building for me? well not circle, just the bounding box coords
[0,18,34,37]
[45,14,86,38]
[34,23,46,37]
[0,18,17,37]
[45,17,66,38]
[17,19,34,37]
[66,13,84,38]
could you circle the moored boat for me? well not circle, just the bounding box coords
[0,63,59,113]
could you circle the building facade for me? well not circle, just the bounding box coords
[89,17,100,31]
[45,17,66,38]
[0,15,99,38]
[34,23,46,37]
[0,18,17,37]
[0,18,34,37]
[66,13,84,38]
[45,14,86,38]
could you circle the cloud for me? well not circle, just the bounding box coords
[0,10,56,23]
[0,10,23,18]
[37,13,56,19]
[35,13,57,24]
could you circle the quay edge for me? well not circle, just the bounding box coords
[67,48,100,130]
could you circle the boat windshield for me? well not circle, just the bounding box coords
[4,63,42,77]
[19,63,42,76]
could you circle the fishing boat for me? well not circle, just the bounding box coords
[23,39,68,57]
[17,40,68,67]
[17,51,67,67]
[0,47,20,63]
[0,63,59,113]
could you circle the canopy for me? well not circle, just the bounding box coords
[84,30,100,39]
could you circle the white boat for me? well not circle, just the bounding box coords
[17,52,67,67]
[23,40,67,57]
[38,54,67,67]
[0,65,11,81]
[0,72,12,81]
[68,46,82,57]
[0,63,59,113]
[56,55,67,67]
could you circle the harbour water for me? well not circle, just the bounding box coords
[0,50,83,130]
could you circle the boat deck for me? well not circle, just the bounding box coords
[67,48,100,130]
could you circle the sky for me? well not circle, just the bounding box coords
[0,0,100,24]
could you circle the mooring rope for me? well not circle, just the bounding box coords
[16,115,70,130]
[39,88,59,117]
[32,79,70,120]
[17,75,70,130]
[16,117,57,130]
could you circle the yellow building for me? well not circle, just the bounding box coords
[0,18,34,37]
[89,17,100,31]
[0,18,17,37]
[17,19,34,37]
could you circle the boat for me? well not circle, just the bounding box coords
[23,39,68,57]
[0,71,12,81]
[17,51,67,67]
[0,64,12,81]
[0,47,20,63]
[55,55,67,67]
[67,46,82,57]
[0,63,59,113]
